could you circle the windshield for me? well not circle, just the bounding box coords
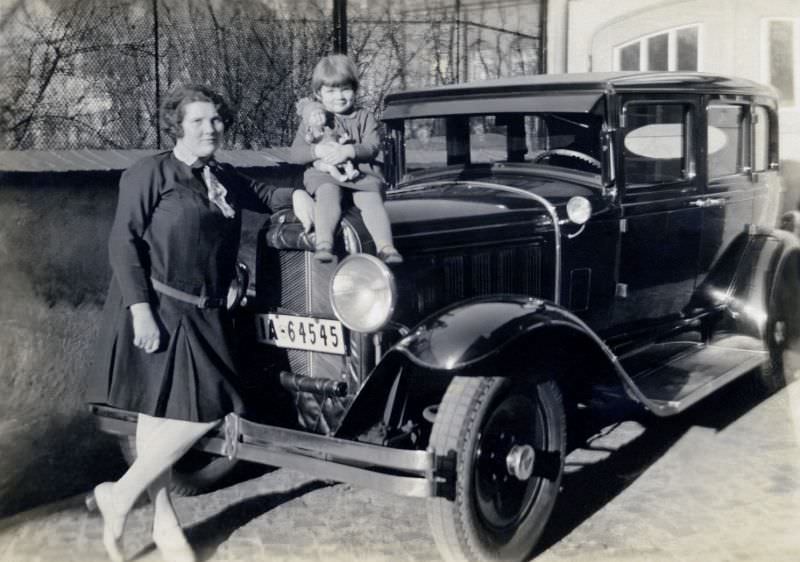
[399,112,604,180]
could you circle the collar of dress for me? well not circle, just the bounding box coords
[172,145,212,169]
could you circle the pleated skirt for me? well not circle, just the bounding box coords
[87,278,245,422]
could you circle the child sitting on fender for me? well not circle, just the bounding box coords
[289,54,402,264]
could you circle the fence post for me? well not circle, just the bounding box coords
[153,0,161,148]
[333,0,347,54]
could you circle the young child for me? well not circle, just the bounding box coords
[289,54,402,264]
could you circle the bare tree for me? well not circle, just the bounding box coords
[0,0,543,151]
[1,0,153,149]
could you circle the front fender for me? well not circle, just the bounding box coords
[335,295,614,439]
[392,295,604,371]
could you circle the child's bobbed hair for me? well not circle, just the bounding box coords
[311,54,359,93]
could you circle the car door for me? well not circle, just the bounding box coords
[609,96,703,344]
[696,99,756,283]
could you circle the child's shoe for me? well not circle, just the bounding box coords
[378,246,403,264]
[298,230,316,250]
[314,242,335,263]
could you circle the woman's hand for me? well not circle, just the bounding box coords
[130,302,161,353]
[314,141,355,166]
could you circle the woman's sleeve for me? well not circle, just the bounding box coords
[288,122,316,165]
[108,159,160,308]
[352,110,381,162]
[225,166,293,213]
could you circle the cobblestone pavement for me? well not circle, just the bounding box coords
[1,379,799,562]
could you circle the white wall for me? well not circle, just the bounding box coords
[553,0,800,212]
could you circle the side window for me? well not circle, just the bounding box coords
[707,104,749,179]
[753,106,770,172]
[623,102,692,186]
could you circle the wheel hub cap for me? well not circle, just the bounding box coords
[505,444,535,481]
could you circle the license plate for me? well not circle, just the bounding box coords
[255,313,346,355]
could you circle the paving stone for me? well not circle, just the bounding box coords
[1,383,799,562]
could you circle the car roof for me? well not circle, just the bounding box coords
[382,72,777,119]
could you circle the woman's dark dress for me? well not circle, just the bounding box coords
[88,151,288,422]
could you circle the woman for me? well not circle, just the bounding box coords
[87,85,290,562]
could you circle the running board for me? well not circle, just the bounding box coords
[620,335,767,415]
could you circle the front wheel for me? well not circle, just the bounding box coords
[428,376,566,562]
[119,436,239,496]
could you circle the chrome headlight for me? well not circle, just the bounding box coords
[566,196,592,225]
[330,254,396,332]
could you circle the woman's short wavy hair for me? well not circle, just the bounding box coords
[160,85,234,140]
[311,54,359,93]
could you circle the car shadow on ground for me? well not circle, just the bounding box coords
[534,373,769,555]
[129,479,331,562]
[190,479,331,562]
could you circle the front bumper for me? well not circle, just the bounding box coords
[89,404,452,499]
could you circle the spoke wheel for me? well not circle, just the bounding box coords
[428,377,566,562]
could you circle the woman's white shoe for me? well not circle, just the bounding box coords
[93,482,126,562]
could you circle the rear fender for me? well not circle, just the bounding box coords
[689,228,800,342]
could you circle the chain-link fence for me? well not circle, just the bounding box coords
[0,0,543,150]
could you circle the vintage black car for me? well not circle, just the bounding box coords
[92,72,800,562]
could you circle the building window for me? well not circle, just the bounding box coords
[615,25,701,72]
[762,18,798,107]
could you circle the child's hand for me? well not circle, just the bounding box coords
[315,141,355,165]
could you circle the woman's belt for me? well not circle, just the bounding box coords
[151,278,225,309]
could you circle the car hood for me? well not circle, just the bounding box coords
[385,168,611,235]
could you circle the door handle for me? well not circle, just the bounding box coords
[689,198,726,208]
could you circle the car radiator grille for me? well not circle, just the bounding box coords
[271,249,367,434]
[278,250,310,377]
